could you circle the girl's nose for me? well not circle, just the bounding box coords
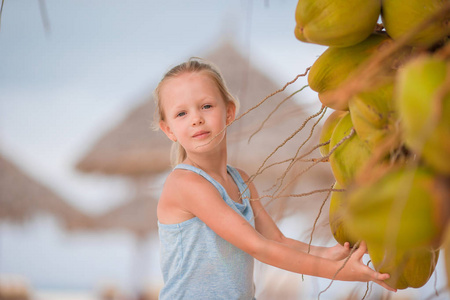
[192,114,204,126]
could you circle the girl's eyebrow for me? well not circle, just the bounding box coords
[171,103,186,111]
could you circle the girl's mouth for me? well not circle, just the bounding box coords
[193,131,210,139]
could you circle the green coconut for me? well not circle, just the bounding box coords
[344,167,447,251]
[395,55,450,175]
[308,33,393,111]
[348,81,399,149]
[382,0,450,48]
[369,244,439,290]
[328,181,358,247]
[319,110,348,157]
[294,0,381,47]
[329,113,372,186]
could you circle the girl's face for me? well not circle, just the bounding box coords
[159,72,235,156]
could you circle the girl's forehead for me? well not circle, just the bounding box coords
[161,72,220,98]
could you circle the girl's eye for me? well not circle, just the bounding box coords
[176,112,186,118]
[203,104,212,110]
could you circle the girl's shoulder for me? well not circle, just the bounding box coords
[232,167,250,181]
[158,168,217,224]
[165,167,206,184]
[162,167,219,198]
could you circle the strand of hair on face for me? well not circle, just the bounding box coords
[272,128,355,201]
[247,104,325,188]
[195,68,310,150]
[307,183,334,254]
[248,85,309,143]
[317,241,361,300]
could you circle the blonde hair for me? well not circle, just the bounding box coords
[153,57,240,167]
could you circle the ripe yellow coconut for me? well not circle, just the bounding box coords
[382,0,450,47]
[308,33,392,111]
[348,81,400,149]
[294,0,381,47]
[319,110,348,157]
[442,224,450,289]
[329,113,372,187]
[369,244,439,290]
[344,167,448,251]
[395,55,450,175]
[328,182,358,247]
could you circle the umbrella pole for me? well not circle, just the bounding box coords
[130,235,150,299]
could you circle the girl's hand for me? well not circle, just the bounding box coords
[324,242,351,261]
[337,241,397,292]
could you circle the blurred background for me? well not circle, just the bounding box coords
[0,1,448,299]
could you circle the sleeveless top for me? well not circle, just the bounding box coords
[158,164,256,300]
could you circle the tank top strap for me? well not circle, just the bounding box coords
[174,164,228,199]
[226,165,251,201]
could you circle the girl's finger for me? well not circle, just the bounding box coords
[343,242,350,250]
[374,279,397,292]
[358,240,368,252]
[370,268,396,292]
[353,241,367,259]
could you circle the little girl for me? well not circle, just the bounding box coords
[154,58,395,299]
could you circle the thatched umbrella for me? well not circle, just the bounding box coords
[75,99,172,177]
[0,153,94,231]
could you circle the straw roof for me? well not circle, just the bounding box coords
[75,99,172,177]
[0,153,94,230]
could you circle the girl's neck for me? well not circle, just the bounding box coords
[184,151,228,179]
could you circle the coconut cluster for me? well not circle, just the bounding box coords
[295,0,450,290]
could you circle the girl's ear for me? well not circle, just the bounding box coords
[226,102,236,125]
[159,120,177,142]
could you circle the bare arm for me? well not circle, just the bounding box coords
[241,169,351,261]
[169,171,395,292]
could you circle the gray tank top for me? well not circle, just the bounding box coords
[158,164,256,300]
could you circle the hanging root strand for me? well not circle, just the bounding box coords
[307,183,334,254]
[248,85,309,143]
